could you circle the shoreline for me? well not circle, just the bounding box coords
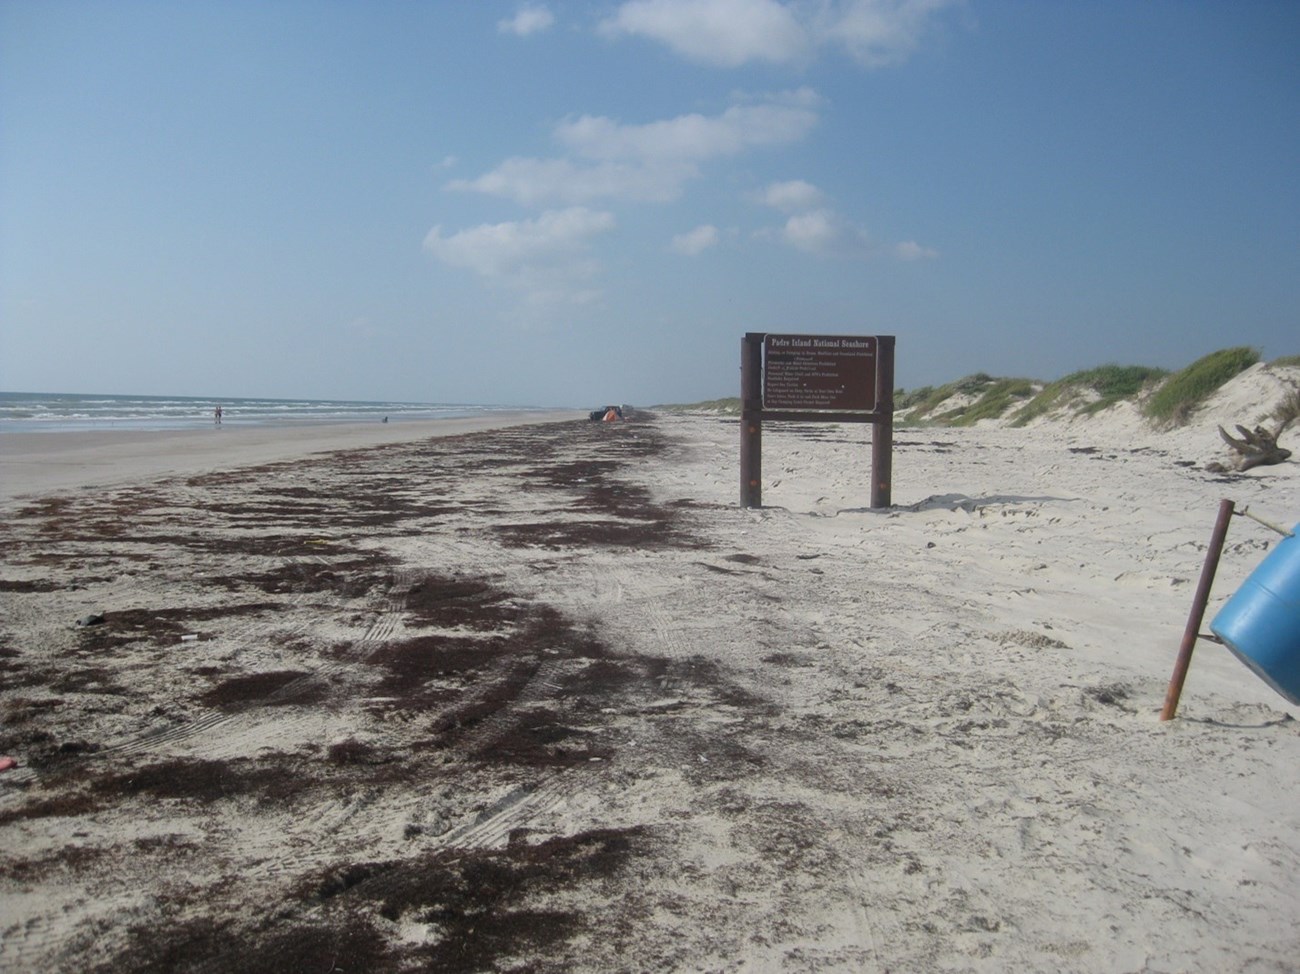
[0,410,582,505]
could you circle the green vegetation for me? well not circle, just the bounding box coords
[1142,346,1259,425]
[654,397,741,414]
[1273,386,1300,427]
[659,346,1281,428]
[899,373,998,421]
[943,378,1036,426]
[1011,364,1168,426]
[895,374,1038,426]
[895,386,934,411]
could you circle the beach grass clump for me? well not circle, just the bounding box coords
[895,386,934,412]
[899,384,952,419]
[1270,354,1300,368]
[656,397,741,414]
[1012,364,1167,426]
[1077,363,1170,403]
[943,378,1037,425]
[1142,346,1259,425]
[900,373,996,422]
[1272,385,1300,428]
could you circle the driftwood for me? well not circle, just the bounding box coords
[1207,386,1298,473]
[1211,424,1292,471]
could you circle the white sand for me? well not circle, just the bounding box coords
[0,378,1297,972]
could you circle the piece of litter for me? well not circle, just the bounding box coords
[0,757,17,773]
[180,634,199,642]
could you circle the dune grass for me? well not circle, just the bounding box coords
[898,373,996,419]
[943,378,1037,425]
[896,374,1036,425]
[662,346,1282,427]
[1011,364,1167,426]
[654,397,742,414]
[896,385,935,411]
[1142,346,1259,425]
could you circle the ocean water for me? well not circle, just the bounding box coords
[0,392,533,434]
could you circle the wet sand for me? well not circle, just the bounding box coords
[0,411,580,504]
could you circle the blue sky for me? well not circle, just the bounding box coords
[2,1,1297,407]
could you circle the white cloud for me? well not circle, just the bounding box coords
[424,207,616,304]
[447,157,695,205]
[449,90,819,206]
[599,0,808,67]
[601,0,957,68]
[895,239,938,260]
[781,209,869,256]
[557,89,819,162]
[774,211,937,261]
[822,0,953,68]
[758,178,824,211]
[498,5,555,36]
[752,180,936,260]
[672,224,720,255]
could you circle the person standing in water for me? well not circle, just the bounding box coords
[214,404,223,425]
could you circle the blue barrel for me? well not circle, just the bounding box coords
[1210,523,1300,705]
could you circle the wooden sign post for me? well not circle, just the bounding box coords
[740,332,895,509]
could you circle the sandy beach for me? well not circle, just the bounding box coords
[1,389,1298,972]
[0,411,581,504]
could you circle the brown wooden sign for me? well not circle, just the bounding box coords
[763,334,878,410]
[741,332,895,509]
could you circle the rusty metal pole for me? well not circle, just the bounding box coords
[870,336,895,509]
[740,334,764,508]
[1160,498,1235,721]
